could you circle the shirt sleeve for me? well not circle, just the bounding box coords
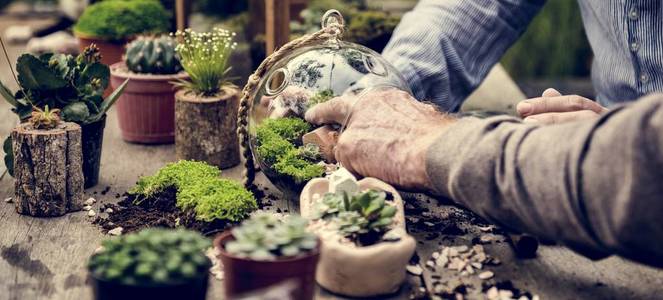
[425,94,663,267]
[382,0,545,112]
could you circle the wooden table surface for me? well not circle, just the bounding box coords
[1,14,662,300]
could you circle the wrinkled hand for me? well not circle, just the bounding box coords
[305,88,454,191]
[516,88,608,124]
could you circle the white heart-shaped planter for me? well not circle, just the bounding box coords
[300,177,416,297]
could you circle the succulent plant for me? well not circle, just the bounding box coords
[30,105,61,130]
[125,35,182,75]
[88,228,211,285]
[0,44,129,176]
[313,190,397,245]
[130,160,257,222]
[255,117,324,183]
[225,212,318,260]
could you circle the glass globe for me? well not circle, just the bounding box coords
[249,12,411,200]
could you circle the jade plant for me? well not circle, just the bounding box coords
[173,28,237,96]
[125,35,182,74]
[313,190,397,246]
[130,160,257,222]
[74,0,170,41]
[0,45,128,175]
[30,106,61,130]
[88,228,211,285]
[225,212,318,260]
[255,117,325,183]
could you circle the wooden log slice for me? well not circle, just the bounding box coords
[175,88,241,169]
[11,122,84,217]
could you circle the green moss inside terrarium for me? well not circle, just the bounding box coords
[255,117,325,184]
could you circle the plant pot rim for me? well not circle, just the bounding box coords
[88,266,209,288]
[213,230,321,264]
[111,62,190,82]
[74,30,128,44]
[175,87,240,103]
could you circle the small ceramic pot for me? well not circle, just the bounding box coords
[214,231,320,300]
[110,63,188,144]
[300,177,417,297]
[90,271,209,300]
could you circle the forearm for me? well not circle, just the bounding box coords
[383,0,545,111]
[426,94,663,266]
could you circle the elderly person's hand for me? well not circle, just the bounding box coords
[305,88,455,191]
[517,88,608,124]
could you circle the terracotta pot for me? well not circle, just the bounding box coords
[175,89,240,169]
[74,32,127,66]
[90,271,209,300]
[80,116,106,188]
[214,231,319,300]
[300,177,417,297]
[110,63,188,144]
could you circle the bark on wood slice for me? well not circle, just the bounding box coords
[175,88,240,169]
[11,122,84,217]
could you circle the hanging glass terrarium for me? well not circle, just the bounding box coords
[239,10,411,200]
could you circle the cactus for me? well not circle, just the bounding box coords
[125,35,182,75]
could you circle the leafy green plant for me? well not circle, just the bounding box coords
[174,28,237,96]
[0,45,129,176]
[130,160,257,222]
[88,228,211,285]
[125,35,182,74]
[255,117,324,184]
[225,212,318,260]
[313,190,397,246]
[307,89,334,109]
[30,105,61,130]
[74,0,170,41]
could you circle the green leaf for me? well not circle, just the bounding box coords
[88,78,128,123]
[0,81,17,107]
[79,62,110,89]
[62,102,91,122]
[3,136,13,177]
[16,54,67,90]
[380,205,397,218]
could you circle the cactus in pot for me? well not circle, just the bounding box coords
[215,212,320,300]
[110,35,188,144]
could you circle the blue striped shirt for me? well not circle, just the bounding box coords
[383,0,663,112]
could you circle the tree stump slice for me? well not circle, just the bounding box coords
[175,89,241,169]
[12,122,84,217]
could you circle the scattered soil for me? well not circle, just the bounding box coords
[93,187,232,235]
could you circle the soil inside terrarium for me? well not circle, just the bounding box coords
[94,187,232,235]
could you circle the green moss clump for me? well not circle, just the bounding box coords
[74,0,170,41]
[130,160,256,222]
[255,117,324,184]
[307,89,334,109]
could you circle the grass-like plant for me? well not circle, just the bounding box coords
[74,0,170,41]
[130,160,257,222]
[254,117,324,184]
[225,212,318,260]
[174,28,237,97]
[88,228,211,285]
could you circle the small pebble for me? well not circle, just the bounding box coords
[479,271,494,280]
[406,264,423,276]
[455,245,469,253]
[487,287,499,299]
[108,227,123,236]
[83,205,92,211]
[84,197,96,205]
[105,208,113,213]
[426,260,436,269]
[4,197,12,203]
[87,210,96,217]
[432,252,440,259]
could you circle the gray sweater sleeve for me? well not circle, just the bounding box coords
[426,94,663,266]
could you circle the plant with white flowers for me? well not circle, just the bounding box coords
[173,28,237,96]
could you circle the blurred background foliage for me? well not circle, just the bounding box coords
[501,0,592,79]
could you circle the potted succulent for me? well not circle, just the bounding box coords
[300,168,416,297]
[12,106,84,216]
[0,45,128,188]
[215,212,320,300]
[173,28,241,169]
[88,228,211,300]
[73,0,170,66]
[110,35,187,144]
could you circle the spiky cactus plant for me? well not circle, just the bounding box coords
[125,35,182,75]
